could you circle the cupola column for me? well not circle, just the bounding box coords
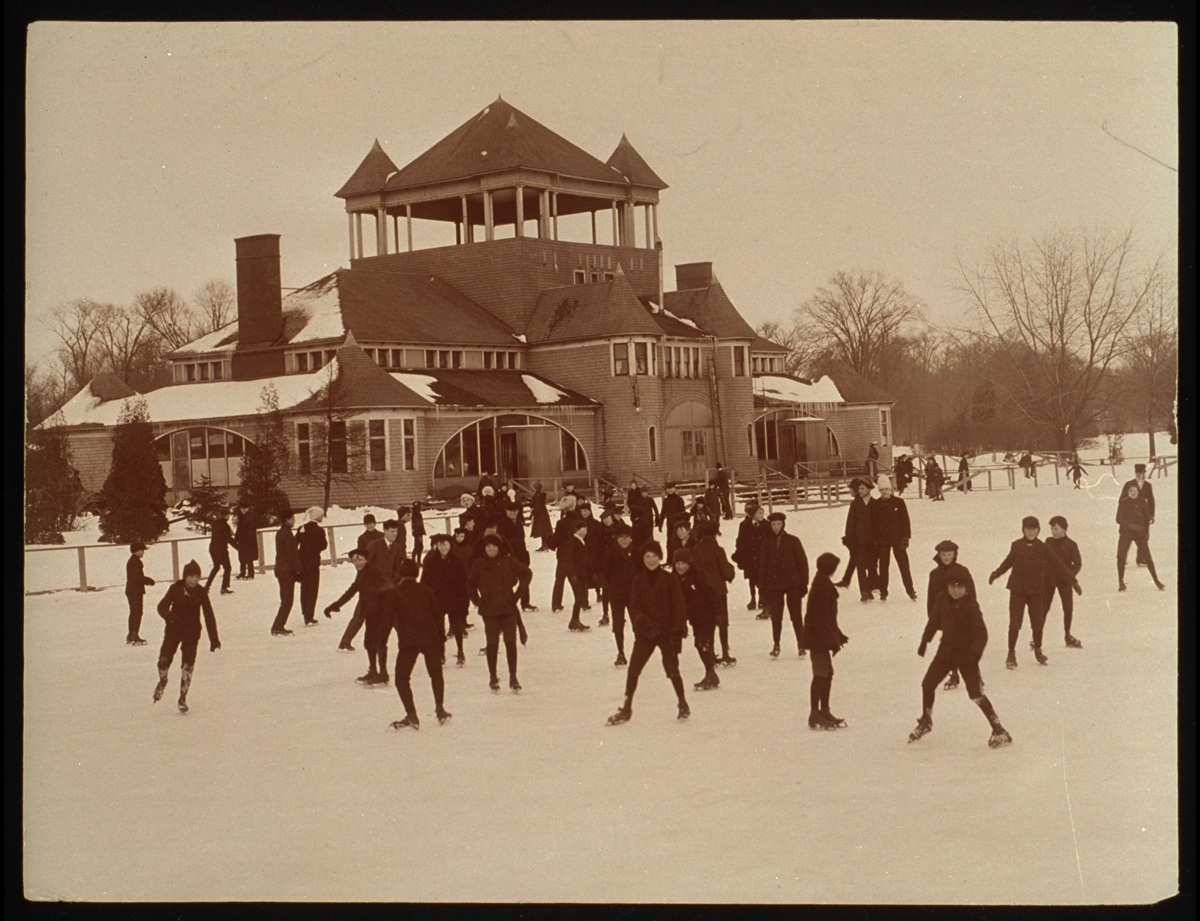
[405,204,413,252]
[461,196,471,244]
[347,213,355,261]
[484,191,494,241]
[552,192,559,241]
[538,190,549,238]
[611,201,619,247]
[354,212,364,260]
[644,205,652,251]
[376,206,388,256]
[515,185,524,238]
[590,210,597,245]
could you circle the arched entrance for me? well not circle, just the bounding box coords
[750,409,835,475]
[664,399,714,481]
[432,413,588,497]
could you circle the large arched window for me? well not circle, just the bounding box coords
[154,427,252,489]
[433,414,588,482]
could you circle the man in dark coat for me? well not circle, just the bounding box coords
[801,552,849,729]
[389,559,451,730]
[836,478,878,601]
[590,506,620,626]
[926,540,975,691]
[468,534,533,692]
[336,514,381,652]
[873,475,917,602]
[270,511,302,636]
[691,518,737,665]
[529,481,554,551]
[153,559,220,713]
[234,502,258,579]
[607,540,690,724]
[989,516,1080,668]
[297,507,328,626]
[495,501,535,609]
[732,502,767,612]
[204,508,235,595]
[957,455,972,492]
[910,565,1011,748]
[326,548,386,660]
[421,533,470,665]
[714,462,734,519]
[602,523,638,666]
[673,548,719,691]
[125,541,156,645]
[561,518,593,631]
[549,495,581,612]
[362,519,405,685]
[1046,516,1084,648]
[626,480,658,531]
[865,441,880,478]
[657,482,686,532]
[1120,463,1156,566]
[1116,484,1165,591]
[757,511,810,659]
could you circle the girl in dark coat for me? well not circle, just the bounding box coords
[153,560,220,713]
[529,481,554,550]
[1116,484,1165,591]
[732,503,766,611]
[801,553,848,729]
[390,560,451,729]
[607,540,690,724]
[468,535,533,691]
[673,548,719,691]
[422,534,470,665]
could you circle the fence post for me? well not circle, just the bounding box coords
[257,531,266,574]
[76,546,88,592]
[789,480,797,510]
[326,525,338,566]
[1033,465,1038,488]
[987,469,992,491]
[171,540,180,582]
[445,515,452,534]
[1054,463,1059,485]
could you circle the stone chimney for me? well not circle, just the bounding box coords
[675,262,713,290]
[235,234,283,347]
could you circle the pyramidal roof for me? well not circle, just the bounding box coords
[606,134,668,190]
[378,98,634,191]
[334,139,401,199]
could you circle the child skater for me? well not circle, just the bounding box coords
[926,540,976,690]
[607,541,690,724]
[801,552,849,730]
[421,533,470,666]
[153,559,220,713]
[390,559,451,730]
[409,501,426,562]
[602,522,638,666]
[125,541,156,645]
[673,548,719,691]
[1045,516,1084,648]
[909,565,1011,748]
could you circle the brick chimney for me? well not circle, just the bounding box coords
[675,262,713,290]
[235,234,283,347]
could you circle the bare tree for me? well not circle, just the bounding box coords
[958,227,1163,451]
[1118,279,1177,456]
[755,320,829,377]
[192,278,237,334]
[296,363,373,510]
[93,302,161,387]
[25,360,70,430]
[46,298,107,391]
[134,287,194,351]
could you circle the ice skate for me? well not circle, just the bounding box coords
[796,647,806,660]
[746,599,757,610]
[509,675,522,692]
[568,620,591,632]
[614,652,627,666]
[943,672,960,690]
[879,591,888,602]
[677,700,690,720]
[598,615,610,627]
[988,727,1013,748]
[908,714,933,743]
[128,637,148,646]
[152,678,167,703]
[860,593,873,603]
[271,628,294,636]
[1033,647,1048,665]
[391,715,419,731]
[368,673,389,687]
[489,675,501,691]
[1065,635,1082,648]
[809,711,836,730]
[436,708,452,725]
[220,588,234,595]
[521,603,539,612]
[719,654,737,667]
[357,671,377,683]
[755,611,770,620]
[822,710,847,729]
[694,674,719,691]
[607,705,632,725]
[456,651,466,666]
[769,644,780,658]
[1118,582,1126,592]
[1154,580,1166,591]
[907,591,919,601]
[337,644,355,653]
[1005,652,1018,669]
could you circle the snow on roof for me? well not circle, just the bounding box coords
[514,334,527,344]
[661,307,700,330]
[287,275,345,344]
[389,372,440,403]
[52,387,105,428]
[754,374,844,405]
[521,374,569,404]
[170,320,239,355]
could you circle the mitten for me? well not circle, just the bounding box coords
[917,640,927,657]
[988,572,998,585]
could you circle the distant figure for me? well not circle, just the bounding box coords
[866,442,880,478]
[957,456,971,492]
[529,481,553,551]
[894,455,913,495]
[926,459,945,501]
[1067,454,1087,489]
[715,462,734,519]
[1018,452,1034,479]
[234,502,258,580]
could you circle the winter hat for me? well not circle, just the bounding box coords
[396,505,412,519]
[1134,463,1146,474]
[182,559,203,579]
[816,552,840,576]
[1021,516,1040,531]
[640,540,665,560]
[481,534,504,551]
[934,540,959,553]
[849,477,873,493]
[1049,515,1068,530]
[363,513,376,525]
[876,474,893,492]
[504,500,521,512]
[460,493,475,507]
[611,521,632,536]
[945,564,970,586]
[397,559,419,579]
[767,511,787,523]
[382,518,400,531]
[130,541,147,553]
[697,519,720,537]
[452,527,468,538]
[573,519,590,535]
[482,485,495,497]
[744,501,760,515]
[672,516,691,532]
[531,480,543,491]
[558,495,578,511]
[433,532,452,545]
[307,506,324,522]
[672,548,694,568]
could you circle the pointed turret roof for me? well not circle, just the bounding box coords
[382,98,631,190]
[606,134,668,190]
[663,273,758,339]
[334,139,401,199]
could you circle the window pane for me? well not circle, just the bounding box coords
[297,423,309,441]
[212,362,223,380]
[369,419,384,438]
[453,351,463,368]
[186,364,196,381]
[297,353,308,372]
[634,342,648,375]
[155,435,172,462]
[439,351,450,368]
[208,429,226,458]
[298,443,311,476]
[227,434,244,457]
[648,426,657,462]
[462,424,479,476]
[190,429,207,459]
[370,438,386,472]
[404,436,415,471]
[426,350,436,368]
[444,432,461,477]
[330,421,347,473]
[484,351,493,369]
[561,428,576,471]
[392,349,403,368]
[613,342,628,375]
[479,417,496,475]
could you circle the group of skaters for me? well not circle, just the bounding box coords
[123,460,1165,744]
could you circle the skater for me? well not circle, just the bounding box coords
[607,540,690,725]
[234,501,258,579]
[529,481,553,551]
[325,548,387,668]
[657,481,686,533]
[496,500,537,613]
[873,475,918,601]
[988,516,1080,668]
[602,522,638,666]
[715,462,734,520]
[629,497,654,551]
[297,507,328,626]
[957,455,972,492]
[865,441,880,479]
[927,460,945,501]
[549,494,580,612]
[673,548,719,690]
[409,501,426,562]
[421,533,470,666]
[626,479,658,530]
[203,507,234,595]
[909,565,1011,748]
[666,515,693,564]
[732,502,766,614]
[125,541,156,645]
[395,505,413,559]
[691,518,737,665]
[801,552,849,730]
[1046,516,1084,647]
[270,510,302,636]
[894,455,913,495]
[836,478,878,601]
[926,540,976,690]
[362,519,405,686]
[1120,463,1156,567]
[1116,483,1165,591]
[336,514,381,652]
[468,534,532,692]
[590,506,620,626]
[757,511,809,659]
[1067,454,1087,489]
[390,559,451,729]
[562,517,593,631]
[153,559,220,713]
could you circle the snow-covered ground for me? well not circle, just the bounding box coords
[22,468,1177,903]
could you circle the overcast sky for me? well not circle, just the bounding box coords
[25,21,1178,370]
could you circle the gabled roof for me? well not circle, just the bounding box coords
[379,98,630,191]
[750,334,791,354]
[635,297,707,339]
[46,374,141,428]
[390,369,598,408]
[663,275,758,340]
[606,134,668,190]
[290,335,429,412]
[816,359,896,404]
[526,271,663,344]
[334,139,401,199]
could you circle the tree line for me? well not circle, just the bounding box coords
[756,227,1177,456]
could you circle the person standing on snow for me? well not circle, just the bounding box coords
[468,534,532,693]
[926,540,976,692]
[1115,484,1166,592]
[757,511,809,659]
[296,507,328,626]
[1045,516,1084,648]
[270,510,302,636]
[873,475,918,602]
[732,502,767,614]
[389,559,451,730]
[204,507,235,595]
[125,541,156,646]
[690,518,737,666]
[801,552,849,730]
[1120,463,1156,567]
[836,478,878,602]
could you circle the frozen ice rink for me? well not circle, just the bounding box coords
[23,468,1177,903]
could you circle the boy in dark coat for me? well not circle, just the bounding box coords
[657,482,686,532]
[422,533,470,665]
[1067,454,1087,489]
[732,502,766,612]
[468,534,533,691]
[630,500,654,551]
[362,520,404,685]
[529,481,554,550]
[1046,516,1084,648]
[602,523,638,666]
[607,541,690,724]
[390,559,451,729]
[757,512,809,659]
[561,518,593,631]
[673,548,719,690]
[667,515,693,564]
[1116,484,1165,591]
[325,548,385,654]
[801,553,849,730]
[590,506,619,626]
[836,478,878,602]
[549,496,581,612]
[926,540,976,691]
[988,516,1081,668]
[495,501,537,613]
[270,511,302,636]
[691,518,737,665]
[1120,463,1156,566]
[335,514,381,652]
[873,475,918,601]
[204,508,235,595]
[910,565,1011,748]
[153,559,220,713]
[234,502,258,579]
[297,507,328,626]
[125,542,156,645]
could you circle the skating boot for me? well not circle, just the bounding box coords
[607,705,632,725]
[177,665,192,713]
[614,652,627,666]
[908,712,933,743]
[271,628,294,636]
[356,671,377,683]
[1033,647,1048,666]
[809,710,836,730]
[1154,580,1166,591]
[152,666,168,703]
[746,598,757,610]
[436,708,452,725]
[821,709,847,729]
[489,675,501,692]
[391,715,419,730]
[694,673,719,691]
[1065,635,1082,648]
[509,674,522,692]
[796,647,806,660]
[598,614,610,627]
[456,651,466,666]
[719,654,737,667]
[337,644,355,653]
[1005,651,1018,670]
[677,700,691,720]
[1118,582,1127,592]
[769,644,780,658]
[943,671,960,691]
[756,610,770,620]
[988,727,1013,748]
[568,619,591,632]
[907,591,919,601]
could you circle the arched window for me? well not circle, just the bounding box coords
[827,426,840,457]
[154,427,251,490]
[433,414,587,481]
[648,426,657,462]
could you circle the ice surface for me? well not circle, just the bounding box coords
[23,469,1178,903]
